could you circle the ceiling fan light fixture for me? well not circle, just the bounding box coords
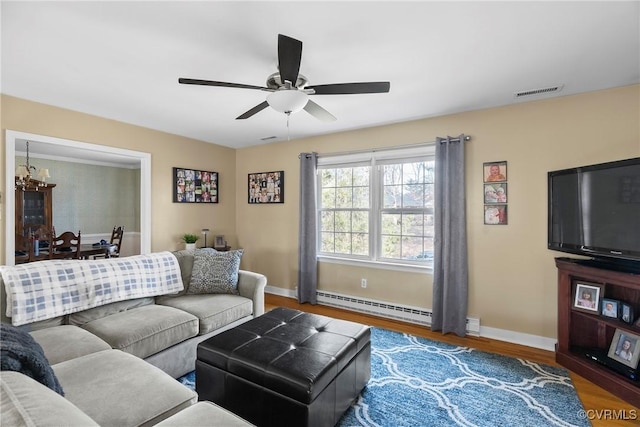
[267,89,308,114]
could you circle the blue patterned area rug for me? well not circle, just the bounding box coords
[178,328,589,427]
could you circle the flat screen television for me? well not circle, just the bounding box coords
[548,157,640,270]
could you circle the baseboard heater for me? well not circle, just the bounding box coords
[316,290,480,335]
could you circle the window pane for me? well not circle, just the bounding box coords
[336,187,352,208]
[402,184,424,208]
[423,237,434,253]
[381,213,401,235]
[352,211,368,233]
[424,214,434,237]
[401,236,423,259]
[321,169,336,187]
[321,211,334,232]
[383,185,402,208]
[424,164,435,183]
[353,186,369,208]
[320,232,334,252]
[424,183,435,208]
[381,235,401,258]
[321,188,335,208]
[336,168,352,186]
[352,233,368,255]
[335,211,351,232]
[384,164,402,185]
[402,213,424,236]
[353,167,369,186]
[335,232,351,254]
[403,163,422,184]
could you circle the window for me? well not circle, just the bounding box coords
[317,146,435,267]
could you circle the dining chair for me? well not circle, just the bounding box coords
[15,233,31,264]
[16,225,54,263]
[108,225,124,257]
[52,230,82,259]
[92,226,124,259]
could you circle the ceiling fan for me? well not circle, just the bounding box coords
[179,34,390,122]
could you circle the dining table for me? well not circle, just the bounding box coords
[79,243,116,259]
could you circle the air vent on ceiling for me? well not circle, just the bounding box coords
[260,136,277,141]
[514,84,564,98]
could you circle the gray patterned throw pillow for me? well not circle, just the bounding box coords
[188,249,244,295]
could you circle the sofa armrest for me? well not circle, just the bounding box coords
[236,270,267,317]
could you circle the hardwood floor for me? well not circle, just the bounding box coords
[265,294,640,426]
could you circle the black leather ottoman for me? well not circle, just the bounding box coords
[196,307,371,427]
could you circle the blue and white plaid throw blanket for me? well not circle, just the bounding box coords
[1,252,183,326]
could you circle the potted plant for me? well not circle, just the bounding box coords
[181,233,199,250]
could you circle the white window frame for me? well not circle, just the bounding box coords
[316,145,435,272]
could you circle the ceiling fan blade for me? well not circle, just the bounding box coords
[306,82,390,95]
[278,34,302,85]
[304,100,337,122]
[236,101,270,120]
[179,78,269,91]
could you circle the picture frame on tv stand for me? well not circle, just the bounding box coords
[600,298,621,319]
[621,302,635,324]
[607,328,640,370]
[572,281,604,315]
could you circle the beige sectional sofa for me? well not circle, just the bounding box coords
[0,249,265,426]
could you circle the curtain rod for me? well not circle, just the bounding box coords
[300,135,471,159]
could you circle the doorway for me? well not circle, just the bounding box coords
[4,130,151,265]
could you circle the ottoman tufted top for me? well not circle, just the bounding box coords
[197,307,370,404]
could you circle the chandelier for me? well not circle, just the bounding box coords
[15,141,51,191]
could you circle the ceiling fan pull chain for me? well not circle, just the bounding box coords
[287,112,291,141]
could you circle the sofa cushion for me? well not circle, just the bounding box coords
[155,401,254,427]
[24,315,66,331]
[171,250,196,295]
[53,349,197,427]
[156,294,253,335]
[0,371,99,427]
[188,249,244,295]
[68,297,155,327]
[80,305,199,359]
[30,325,111,365]
[0,323,64,395]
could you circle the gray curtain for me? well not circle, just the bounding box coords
[297,152,318,304]
[432,135,468,336]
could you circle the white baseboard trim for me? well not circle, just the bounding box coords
[265,285,557,352]
[479,326,557,352]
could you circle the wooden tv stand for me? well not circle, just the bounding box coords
[555,257,640,408]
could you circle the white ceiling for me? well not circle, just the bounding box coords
[2,1,639,150]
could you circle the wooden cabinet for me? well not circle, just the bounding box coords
[15,181,56,236]
[555,257,640,407]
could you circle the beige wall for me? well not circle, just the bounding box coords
[2,86,638,339]
[1,95,237,260]
[235,85,640,339]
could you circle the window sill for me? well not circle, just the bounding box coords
[318,255,432,274]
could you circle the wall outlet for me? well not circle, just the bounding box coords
[361,278,367,288]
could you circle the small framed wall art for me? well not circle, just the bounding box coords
[484,183,507,204]
[248,171,284,204]
[483,161,508,225]
[484,205,507,225]
[173,167,218,203]
[483,161,507,183]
